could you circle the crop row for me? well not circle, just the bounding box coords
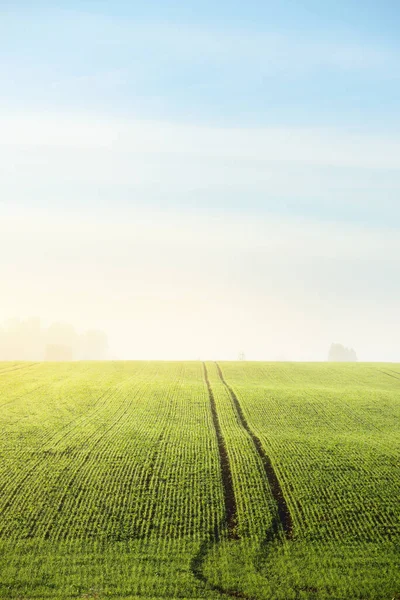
[204,362,277,542]
[218,362,400,544]
[0,360,398,600]
[0,362,224,545]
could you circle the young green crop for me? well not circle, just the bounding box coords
[0,361,398,599]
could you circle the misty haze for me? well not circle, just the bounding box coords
[0,318,108,361]
[0,2,399,600]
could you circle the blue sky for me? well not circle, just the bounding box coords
[2,1,400,132]
[1,1,400,359]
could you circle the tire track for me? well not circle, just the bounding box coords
[190,363,249,600]
[377,369,400,383]
[203,362,238,540]
[192,362,294,599]
[0,362,39,376]
[215,362,293,540]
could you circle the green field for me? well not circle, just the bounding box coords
[0,361,398,600]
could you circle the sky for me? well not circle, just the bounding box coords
[1,1,400,361]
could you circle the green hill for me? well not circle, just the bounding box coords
[0,361,398,599]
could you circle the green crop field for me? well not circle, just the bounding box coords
[0,361,398,600]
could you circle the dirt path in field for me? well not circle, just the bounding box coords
[191,362,293,599]
[215,362,293,540]
[191,364,249,600]
[203,362,238,539]
[377,369,400,382]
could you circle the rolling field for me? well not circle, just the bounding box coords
[0,361,398,600]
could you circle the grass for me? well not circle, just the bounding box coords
[0,361,398,599]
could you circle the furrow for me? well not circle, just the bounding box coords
[215,362,293,540]
[203,362,238,540]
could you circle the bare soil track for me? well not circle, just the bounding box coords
[203,362,238,539]
[215,362,293,540]
[191,363,294,599]
[378,369,400,382]
[190,364,250,599]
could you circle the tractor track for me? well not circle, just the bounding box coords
[378,369,400,382]
[203,362,238,539]
[191,362,294,599]
[215,362,293,540]
[190,363,251,599]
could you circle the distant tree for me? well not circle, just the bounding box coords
[0,318,108,361]
[79,330,108,360]
[0,317,44,360]
[328,343,358,362]
[46,322,79,359]
[45,345,73,361]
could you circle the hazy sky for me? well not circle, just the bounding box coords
[1,1,400,360]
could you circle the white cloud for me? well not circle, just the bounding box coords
[1,112,400,171]
[1,201,399,361]
[1,200,400,262]
[1,112,400,240]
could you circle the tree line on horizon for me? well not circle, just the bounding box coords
[0,318,358,363]
[328,343,358,362]
[0,318,108,361]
